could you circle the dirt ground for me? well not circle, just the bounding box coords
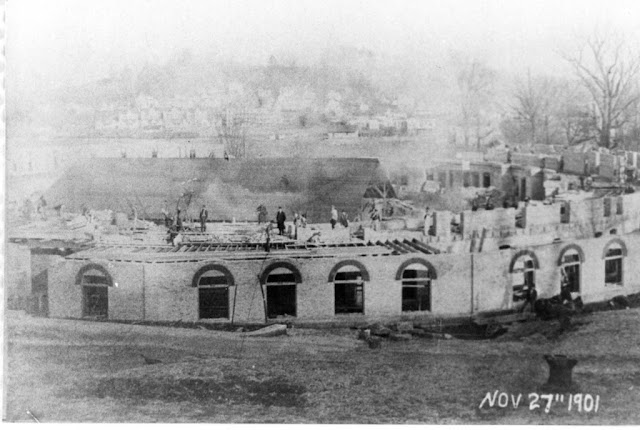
[4,309,640,424]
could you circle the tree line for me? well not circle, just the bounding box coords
[457,31,640,151]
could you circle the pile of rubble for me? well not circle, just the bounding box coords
[356,321,456,348]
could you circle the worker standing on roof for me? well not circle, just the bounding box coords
[293,212,301,239]
[176,209,183,231]
[423,206,432,235]
[257,204,268,224]
[371,208,381,231]
[339,210,349,228]
[330,205,338,229]
[276,207,286,235]
[264,223,271,252]
[199,204,208,232]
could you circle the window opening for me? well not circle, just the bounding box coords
[560,249,581,294]
[604,244,623,286]
[512,256,536,306]
[401,266,431,312]
[197,269,230,319]
[483,172,491,188]
[265,270,297,318]
[604,198,611,217]
[81,270,110,319]
[334,268,364,314]
[463,172,471,187]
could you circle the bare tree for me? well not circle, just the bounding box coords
[453,55,497,148]
[512,71,561,145]
[562,31,640,149]
[554,81,596,147]
[214,107,248,158]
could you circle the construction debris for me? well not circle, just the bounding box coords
[242,324,288,337]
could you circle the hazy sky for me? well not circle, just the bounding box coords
[7,0,640,99]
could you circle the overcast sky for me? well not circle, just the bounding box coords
[7,0,640,98]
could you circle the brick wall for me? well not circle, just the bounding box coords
[543,156,561,171]
[562,152,587,175]
[523,202,562,227]
[47,232,640,322]
[599,153,620,179]
[510,153,543,168]
[433,210,452,237]
[461,208,516,237]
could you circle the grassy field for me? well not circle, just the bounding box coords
[4,309,640,423]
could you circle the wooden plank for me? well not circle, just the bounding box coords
[381,240,406,254]
[393,240,416,254]
[409,239,441,254]
[477,228,488,253]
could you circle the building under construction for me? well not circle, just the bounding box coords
[7,156,640,325]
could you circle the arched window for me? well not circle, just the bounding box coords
[333,265,365,314]
[511,255,536,306]
[196,268,232,319]
[604,242,624,286]
[401,263,432,312]
[79,267,112,318]
[263,265,299,318]
[560,248,582,293]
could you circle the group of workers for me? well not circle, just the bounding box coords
[164,201,363,246]
[330,205,351,229]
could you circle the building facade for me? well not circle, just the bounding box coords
[47,230,640,324]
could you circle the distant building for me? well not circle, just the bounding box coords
[326,123,359,139]
[427,159,545,202]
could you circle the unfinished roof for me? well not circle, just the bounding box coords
[45,158,395,223]
[66,238,442,263]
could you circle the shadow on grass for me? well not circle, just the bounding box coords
[87,374,307,408]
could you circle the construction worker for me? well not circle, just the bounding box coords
[330,205,338,229]
[263,223,271,252]
[199,205,208,232]
[339,210,349,228]
[176,209,183,231]
[276,207,286,235]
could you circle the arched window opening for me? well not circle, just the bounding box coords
[197,269,231,319]
[334,266,364,314]
[604,243,624,286]
[81,268,111,319]
[560,249,581,294]
[264,267,297,318]
[401,264,431,312]
[511,255,536,306]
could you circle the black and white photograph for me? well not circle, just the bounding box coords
[3,0,640,424]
